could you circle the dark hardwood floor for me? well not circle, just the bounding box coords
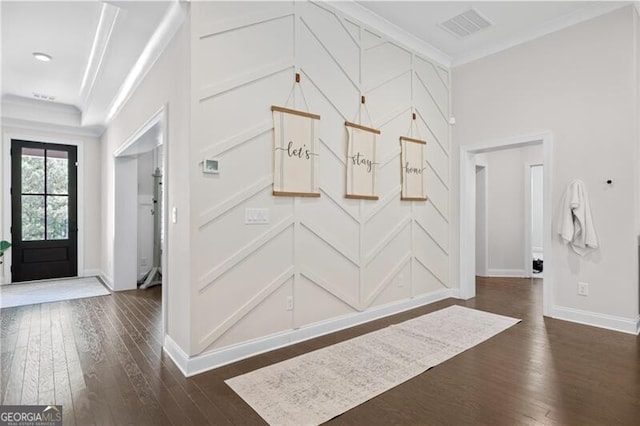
[1,277,639,425]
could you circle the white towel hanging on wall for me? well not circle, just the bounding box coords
[557,179,598,255]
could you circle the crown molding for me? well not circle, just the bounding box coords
[1,117,103,138]
[80,2,120,110]
[104,0,189,125]
[325,1,452,68]
[453,2,633,67]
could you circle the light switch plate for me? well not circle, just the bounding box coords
[245,208,269,224]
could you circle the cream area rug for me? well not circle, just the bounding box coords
[226,305,520,426]
[0,276,110,309]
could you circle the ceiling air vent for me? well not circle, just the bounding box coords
[439,9,492,39]
[32,92,56,101]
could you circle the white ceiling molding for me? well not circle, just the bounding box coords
[2,95,82,127]
[79,2,120,110]
[453,2,632,67]
[104,0,189,125]
[327,1,452,68]
[1,117,102,138]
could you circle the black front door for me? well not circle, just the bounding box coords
[11,140,78,282]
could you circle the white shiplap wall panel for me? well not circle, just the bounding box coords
[425,166,448,218]
[196,187,293,276]
[363,42,412,91]
[425,133,449,187]
[343,18,361,42]
[414,81,449,153]
[299,2,360,84]
[196,71,291,150]
[297,224,360,306]
[371,262,412,307]
[192,1,450,355]
[413,260,447,295]
[194,1,293,37]
[366,71,412,128]
[210,278,294,350]
[298,21,359,119]
[414,225,449,285]
[415,202,449,252]
[196,227,294,341]
[196,16,294,93]
[414,56,449,117]
[298,195,359,259]
[295,275,357,328]
[193,132,272,214]
[364,200,411,256]
[363,224,411,301]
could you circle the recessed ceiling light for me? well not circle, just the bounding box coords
[32,52,52,62]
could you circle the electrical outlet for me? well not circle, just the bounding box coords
[286,296,294,311]
[141,257,148,267]
[397,274,404,287]
[578,282,589,296]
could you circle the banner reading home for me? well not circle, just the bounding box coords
[399,136,428,201]
[271,106,321,197]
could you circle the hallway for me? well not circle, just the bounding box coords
[1,278,639,424]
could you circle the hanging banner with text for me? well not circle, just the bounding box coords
[272,106,321,197]
[345,122,380,200]
[400,136,428,201]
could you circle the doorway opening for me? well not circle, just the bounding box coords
[526,164,544,278]
[460,132,553,316]
[113,106,168,335]
[10,140,78,282]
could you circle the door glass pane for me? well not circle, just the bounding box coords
[46,150,69,194]
[47,196,69,240]
[22,195,45,241]
[22,148,45,194]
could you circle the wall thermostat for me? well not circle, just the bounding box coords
[203,158,219,174]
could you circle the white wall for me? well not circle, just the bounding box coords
[137,150,155,279]
[483,144,542,276]
[475,165,487,276]
[453,6,638,323]
[190,1,450,356]
[0,125,102,282]
[531,164,544,255]
[100,21,191,350]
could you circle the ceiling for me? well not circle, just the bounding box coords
[356,1,631,65]
[0,1,633,134]
[1,0,171,131]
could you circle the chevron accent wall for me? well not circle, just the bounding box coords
[191,1,450,355]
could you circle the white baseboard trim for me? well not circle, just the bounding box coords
[163,334,190,377]
[487,269,526,278]
[551,305,640,335]
[83,269,101,277]
[98,271,114,291]
[167,288,458,377]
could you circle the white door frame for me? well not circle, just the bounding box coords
[459,132,553,316]
[524,162,543,277]
[474,161,488,277]
[2,131,85,284]
[113,105,168,338]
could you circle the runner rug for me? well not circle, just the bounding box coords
[0,276,110,309]
[226,305,520,425]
